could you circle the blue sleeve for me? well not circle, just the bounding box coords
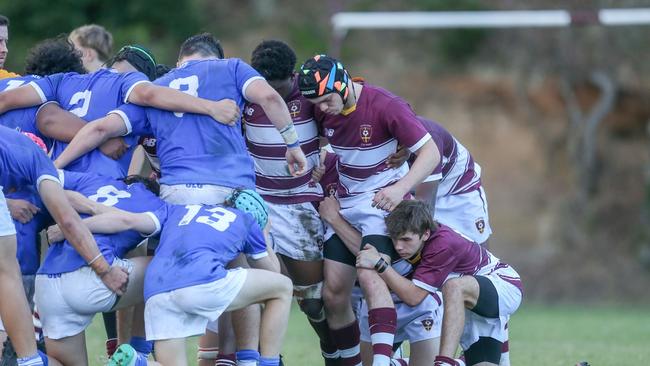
[120,72,149,104]
[24,146,59,191]
[111,103,152,136]
[230,59,263,97]
[146,203,171,236]
[29,73,69,103]
[244,220,267,259]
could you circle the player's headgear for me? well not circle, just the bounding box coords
[299,54,350,103]
[226,189,269,230]
[22,132,48,154]
[111,44,157,81]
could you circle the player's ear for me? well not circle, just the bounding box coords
[421,229,431,242]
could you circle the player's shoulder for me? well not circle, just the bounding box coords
[362,83,402,103]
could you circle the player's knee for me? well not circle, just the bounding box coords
[442,277,463,297]
[322,282,347,313]
[277,275,293,299]
[295,282,325,321]
[357,267,382,290]
[298,298,325,322]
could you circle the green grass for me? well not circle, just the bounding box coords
[83,303,650,366]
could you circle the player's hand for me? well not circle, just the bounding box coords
[386,144,410,169]
[46,224,64,243]
[6,198,40,224]
[318,196,341,224]
[310,149,328,184]
[286,146,307,177]
[210,99,240,126]
[99,137,129,160]
[372,183,407,212]
[356,244,381,269]
[100,266,129,296]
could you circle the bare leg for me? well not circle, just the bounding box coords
[45,332,88,366]
[322,259,357,329]
[198,329,220,366]
[155,338,187,366]
[226,269,292,357]
[439,277,479,358]
[360,341,373,366]
[0,235,38,359]
[409,338,439,366]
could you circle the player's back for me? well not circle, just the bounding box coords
[0,126,58,192]
[144,203,266,299]
[416,117,482,197]
[31,69,146,178]
[0,75,53,150]
[39,170,164,275]
[144,59,259,188]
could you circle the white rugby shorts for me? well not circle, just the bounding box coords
[34,258,133,340]
[160,184,234,205]
[359,294,442,343]
[267,201,324,261]
[460,265,522,350]
[434,187,492,244]
[144,268,247,341]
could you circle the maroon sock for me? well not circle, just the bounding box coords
[216,353,236,366]
[392,358,409,366]
[368,307,397,366]
[105,338,118,357]
[434,355,461,366]
[330,321,361,366]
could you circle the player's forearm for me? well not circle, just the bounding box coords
[396,140,438,193]
[133,84,213,115]
[64,190,116,216]
[380,268,428,307]
[54,122,112,169]
[327,216,362,255]
[79,212,134,234]
[0,85,42,113]
[36,103,87,142]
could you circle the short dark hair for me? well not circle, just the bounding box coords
[385,200,436,239]
[179,33,224,60]
[251,40,296,81]
[121,175,160,196]
[155,64,171,78]
[108,44,157,80]
[25,35,85,76]
[0,15,9,27]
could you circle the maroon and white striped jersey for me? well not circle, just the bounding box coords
[410,224,523,295]
[417,117,482,196]
[244,81,322,204]
[314,83,431,198]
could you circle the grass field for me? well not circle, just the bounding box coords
[83,303,650,366]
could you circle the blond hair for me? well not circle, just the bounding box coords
[69,24,113,62]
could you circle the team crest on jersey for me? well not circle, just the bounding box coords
[245,106,255,116]
[326,183,338,198]
[360,124,372,145]
[325,128,334,137]
[288,100,301,119]
[421,318,434,331]
[475,218,485,234]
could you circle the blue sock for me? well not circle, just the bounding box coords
[129,336,153,356]
[259,356,280,366]
[236,349,260,366]
[17,353,44,366]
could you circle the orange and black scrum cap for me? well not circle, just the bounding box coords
[298,54,350,104]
